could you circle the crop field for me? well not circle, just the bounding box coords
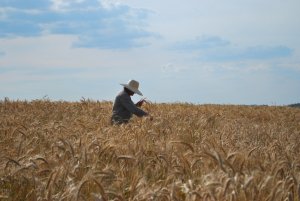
[0,99,300,201]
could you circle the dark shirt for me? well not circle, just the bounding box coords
[111,90,148,124]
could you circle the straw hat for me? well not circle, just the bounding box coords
[120,80,143,96]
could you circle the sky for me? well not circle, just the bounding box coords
[0,0,299,105]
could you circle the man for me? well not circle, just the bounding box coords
[111,79,149,124]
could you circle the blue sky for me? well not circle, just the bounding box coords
[0,0,299,105]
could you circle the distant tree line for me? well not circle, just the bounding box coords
[289,103,300,108]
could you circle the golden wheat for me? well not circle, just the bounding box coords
[0,99,300,200]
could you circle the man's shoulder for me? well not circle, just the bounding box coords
[116,90,125,96]
[116,90,130,100]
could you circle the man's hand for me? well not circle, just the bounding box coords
[136,98,146,107]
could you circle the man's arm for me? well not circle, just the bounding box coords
[121,95,148,117]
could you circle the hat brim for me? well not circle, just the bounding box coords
[120,84,143,96]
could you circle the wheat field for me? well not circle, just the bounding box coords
[0,99,300,201]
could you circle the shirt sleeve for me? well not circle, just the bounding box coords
[120,94,148,117]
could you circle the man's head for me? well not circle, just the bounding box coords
[124,87,134,96]
[120,80,143,96]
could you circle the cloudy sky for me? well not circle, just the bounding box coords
[1,0,299,105]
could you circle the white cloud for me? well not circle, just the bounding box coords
[50,0,68,11]
[161,63,189,75]
[101,0,123,9]
[0,0,156,49]
[50,0,88,11]
[162,63,176,73]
